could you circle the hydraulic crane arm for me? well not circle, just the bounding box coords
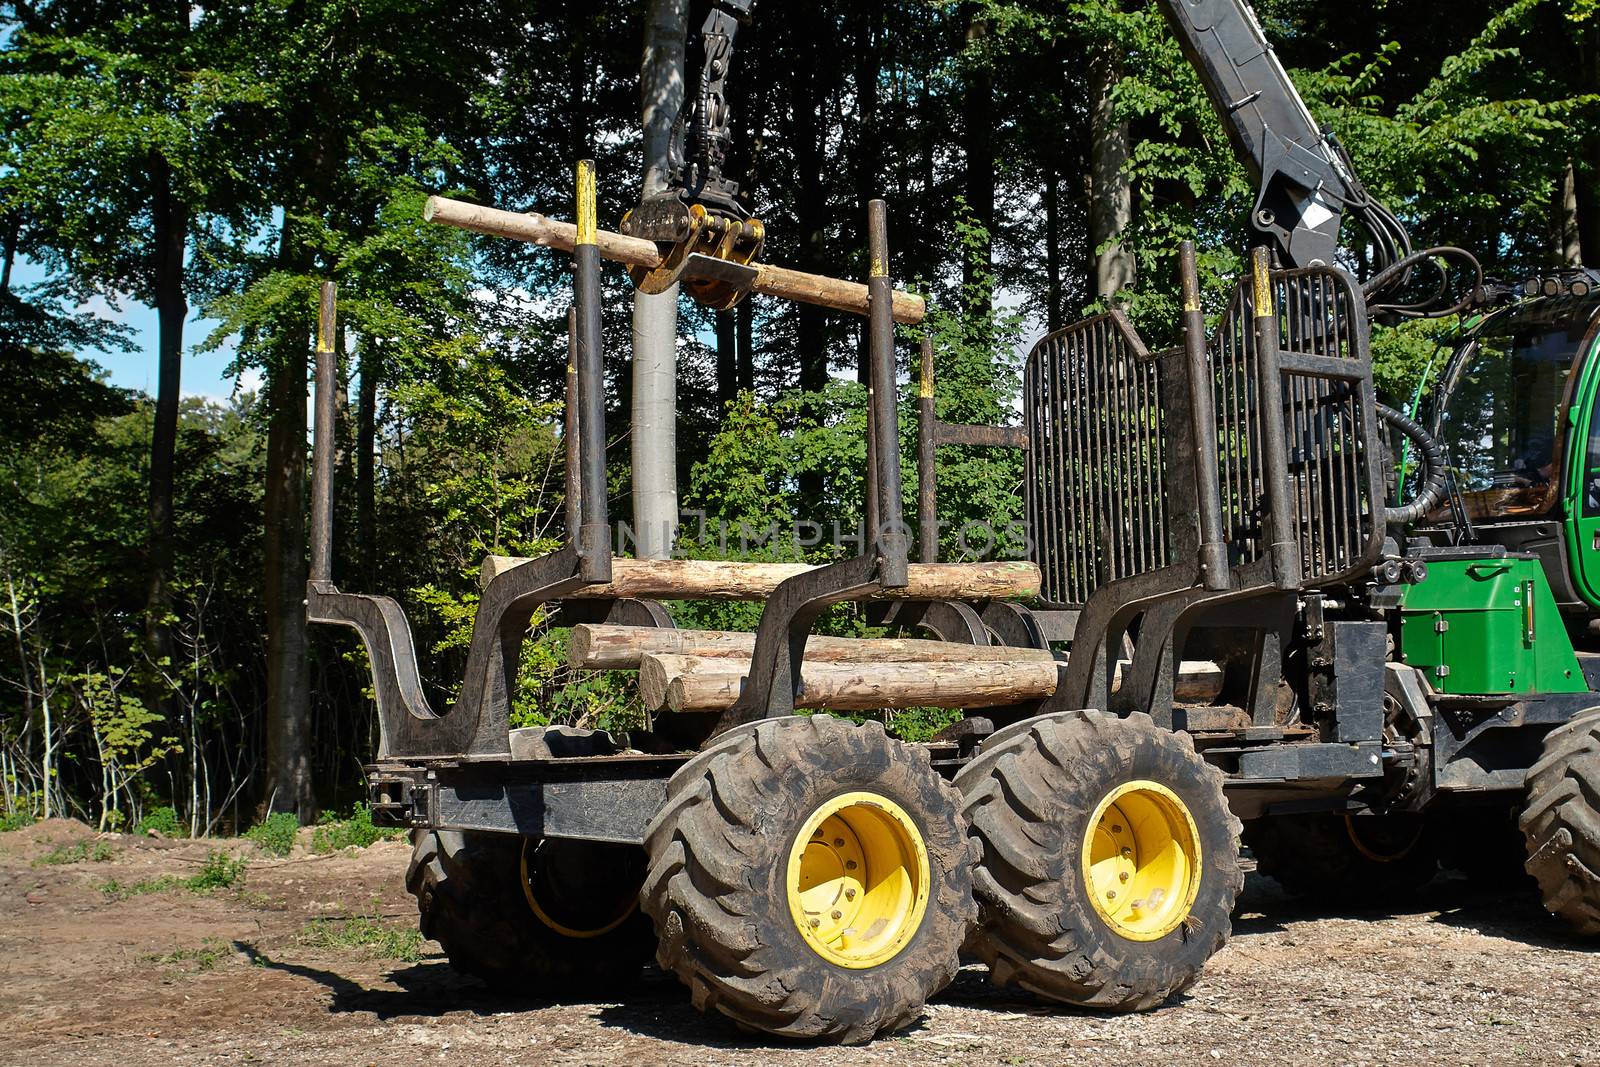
[1156,0,1412,273]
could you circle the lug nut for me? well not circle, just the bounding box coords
[844,888,856,900]
[833,838,845,847]
[809,918,821,928]
[845,860,858,870]
[831,910,842,920]
[1119,871,1130,883]
[1107,890,1117,900]
[1112,824,1123,833]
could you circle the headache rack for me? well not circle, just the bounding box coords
[1025,244,1385,712]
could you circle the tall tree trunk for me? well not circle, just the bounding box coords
[961,9,995,301]
[632,0,688,560]
[1044,161,1063,333]
[262,300,314,820]
[736,298,755,392]
[715,310,738,409]
[145,154,188,692]
[1088,41,1134,301]
[357,340,377,589]
[1556,160,1583,267]
[1576,22,1600,266]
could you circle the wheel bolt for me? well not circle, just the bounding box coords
[1121,847,1132,859]
[1119,871,1130,883]
[831,910,842,920]
[844,888,856,900]
[845,860,857,870]
[809,918,821,928]
[1112,824,1123,833]
[1107,890,1117,900]
[833,838,845,847]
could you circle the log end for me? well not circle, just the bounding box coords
[638,654,671,710]
[567,623,596,669]
[422,195,442,222]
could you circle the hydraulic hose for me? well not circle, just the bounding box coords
[1376,402,1446,525]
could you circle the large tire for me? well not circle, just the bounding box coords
[640,715,977,1044]
[956,710,1242,1012]
[1520,707,1600,934]
[407,830,655,991]
[1245,812,1439,906]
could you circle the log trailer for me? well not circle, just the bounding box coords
[305,0,1600,1046]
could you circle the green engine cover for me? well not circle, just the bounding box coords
[1399,556,1587,695]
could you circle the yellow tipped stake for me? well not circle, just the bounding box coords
[572,159,611,582]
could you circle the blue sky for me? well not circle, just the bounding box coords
[15,257,257,403]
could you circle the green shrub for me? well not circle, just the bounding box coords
[310,804,404,853]
[244,812,298,856]
[0,810,36,833]
[188,849,248,892]
[136,806,183,837]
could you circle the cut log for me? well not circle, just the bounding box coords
[480,556,1041,601]
[424,196,925,324]
[569,623,1058,670]
[637,652,1223,712]
[639,654,1058,712]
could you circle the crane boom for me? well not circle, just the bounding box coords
[1155,0,1411,272]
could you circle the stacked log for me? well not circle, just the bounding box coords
[567,623,1223,713]
[482,556,1041,601]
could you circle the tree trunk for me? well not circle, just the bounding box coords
[356,339,377,589]
[1044,159,1063,333]
[961,9,995,300]
[262,315,314,819]
[715,310,738,409]
[1556,160,1583,267]
[631,0,689,561]
[144,153,188,694]
[1088,40,1134,301]
[736,297,755,392]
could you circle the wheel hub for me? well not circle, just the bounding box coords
[1082,780,1202,942]
[786,791,930,969]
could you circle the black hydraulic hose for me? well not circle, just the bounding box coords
[1376,402,1446,525]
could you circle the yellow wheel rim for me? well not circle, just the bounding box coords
[785,791,931,969]
[1081,780,1202,942]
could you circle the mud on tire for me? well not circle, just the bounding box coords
[955,709,1243,1012]
[639,714,977,1044]
[1520,706,1600,935]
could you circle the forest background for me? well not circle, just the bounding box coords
[2,0,1596,833]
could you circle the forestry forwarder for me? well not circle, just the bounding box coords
[304,0,1600,1046]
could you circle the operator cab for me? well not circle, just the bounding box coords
[1421,276,1600,617]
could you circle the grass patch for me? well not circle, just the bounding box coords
[34,839,115,866]
[300,913,423,962]
[0,810,35,833]
[310,804,405,854]
[244,812,299,857]
[98,874,183,900]
[97,849,247,900]
[136,805,183,837]
[146,937,229,973]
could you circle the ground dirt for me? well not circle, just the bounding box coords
[1,818,1594,1067]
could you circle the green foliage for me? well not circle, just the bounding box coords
[186,849,248,892]
[0,811,36,833]
[244,813,298,857]
[136,806,183,838]
[33,838,114,865]
[300,911,423,962]
[309,804,404,853]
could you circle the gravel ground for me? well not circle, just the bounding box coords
[1,818,1594,1066]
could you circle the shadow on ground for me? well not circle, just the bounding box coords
[233,869,1589,1043]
